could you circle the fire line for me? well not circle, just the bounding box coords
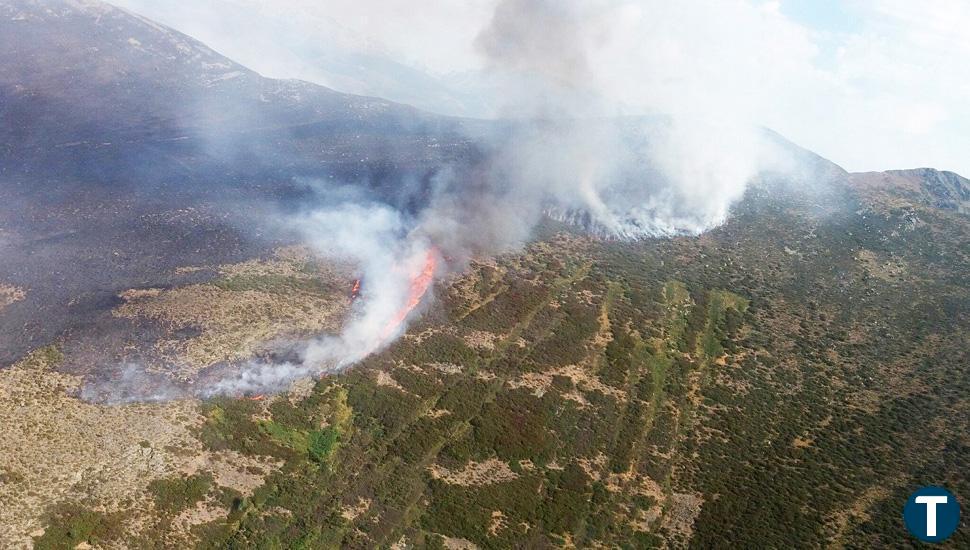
[379,247,438,342]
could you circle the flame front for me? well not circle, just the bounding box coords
[379,247,438,341]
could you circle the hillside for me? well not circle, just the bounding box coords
[2,169,967,547]
[0,0,480,183]
[0,0,481,365]
[0,1,968,548]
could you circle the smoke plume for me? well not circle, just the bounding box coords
[196,188,440,398]
[92,0,802,401]
[468,0,791,239]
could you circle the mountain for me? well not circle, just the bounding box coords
[0,1,967,548]
[852,168,970,213]
[0,0,840,367]
[0,0,479,185]
[0,0,483,365]
[111,0,490,118]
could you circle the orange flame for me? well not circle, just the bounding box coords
[351,278,361,299]
[379,247,438,341]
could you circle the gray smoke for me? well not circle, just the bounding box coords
[198,188,438,398]
[88,0,804,401]
[463,0,793,240]
[251,0,802,400]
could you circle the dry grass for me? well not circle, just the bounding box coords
[374,370,407,393]
[427,362,463,375]
[177,449,280,497]
[464,330,499,350]
[661,492,704,541]
[825,482,898,549]
[340,497,372,521]
[169,497,230,545]
[0,283,25,311]
[507,364,626,403]
[488,510,508,537]
[0,346,280,548]
[0,348,198,547]
[442,536,480,549]
[429,459,519,487]
[854,249,909,282]
[114,250,351,378]
[576,453,608,482]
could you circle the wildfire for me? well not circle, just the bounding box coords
[350,278,361,300]
[379,247,438,341]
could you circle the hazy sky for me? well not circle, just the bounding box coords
[115,0,970,176]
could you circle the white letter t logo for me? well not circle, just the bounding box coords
[915,496,949,537]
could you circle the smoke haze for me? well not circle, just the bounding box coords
[112,0,970,177]
[465,0,792,239]
[85,0,807,400]
[191,189,439,398]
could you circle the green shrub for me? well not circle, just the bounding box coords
[308,427,339,463]
[33,503,123,550]
[149,473,213,514]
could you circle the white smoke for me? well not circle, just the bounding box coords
[464,0,794,239]
[89,0,807,401]
[80,363,184,403]
[197,192,436,397]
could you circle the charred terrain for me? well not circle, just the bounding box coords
[1,1,968,548]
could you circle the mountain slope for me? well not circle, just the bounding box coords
[0,0,476,184]
[3,169,968,548]
[0,0,480,365]
[0,3,967,548]
[112,0,488,118]
[852,168,970,213]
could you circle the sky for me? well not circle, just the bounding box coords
[114,0,970,176]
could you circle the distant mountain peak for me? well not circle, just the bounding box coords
[852,167,970,213]
[0,0,420,164]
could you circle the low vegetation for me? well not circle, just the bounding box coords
[149,474,213,514]
[16,182,970,547]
